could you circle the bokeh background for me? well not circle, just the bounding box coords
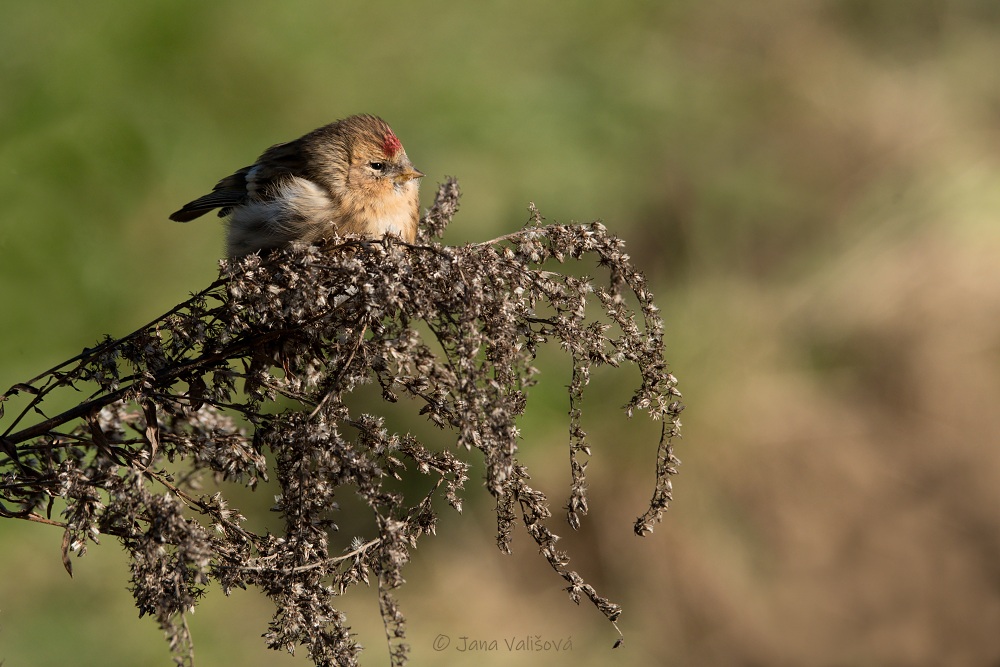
[3,1,1000,665]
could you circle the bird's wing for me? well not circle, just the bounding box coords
[168,139,308,222]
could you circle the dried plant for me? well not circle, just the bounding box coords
[0,178,683,666]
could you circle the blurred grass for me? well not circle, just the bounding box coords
[3,0,1000,665]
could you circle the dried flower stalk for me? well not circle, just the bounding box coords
[0,178,683,666]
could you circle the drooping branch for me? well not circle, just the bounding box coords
[0,178,683,667]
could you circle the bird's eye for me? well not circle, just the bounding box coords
[369,162,385,171]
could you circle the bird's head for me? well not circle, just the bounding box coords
[312,115,423,211]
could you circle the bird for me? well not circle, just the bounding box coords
[169,114,424,257]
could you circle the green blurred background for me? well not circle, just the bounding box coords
[3,1,1000,665]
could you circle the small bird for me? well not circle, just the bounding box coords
[170,114,424,257]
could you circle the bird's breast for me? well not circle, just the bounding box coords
[354,182,418,242]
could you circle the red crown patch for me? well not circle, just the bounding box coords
[382,131,403,158]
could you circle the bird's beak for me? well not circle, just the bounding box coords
[396,166,424,183]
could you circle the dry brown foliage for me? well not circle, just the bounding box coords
[0,179,682,666]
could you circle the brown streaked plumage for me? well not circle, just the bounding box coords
[170,114,423,257]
